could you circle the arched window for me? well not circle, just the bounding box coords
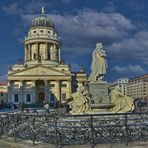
[14,94,19,102]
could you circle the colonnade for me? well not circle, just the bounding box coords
[8,80,72,104]
[25,42,61,62]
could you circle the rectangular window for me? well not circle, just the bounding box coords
[49,84,55,88]
[61,84,67,87]
[13,84,19,88]
[26,94,31,102]
[48,52,50,60]
[26,84,32,88]
[14,94,19,102]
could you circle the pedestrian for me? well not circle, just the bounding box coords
[44,103,50,113]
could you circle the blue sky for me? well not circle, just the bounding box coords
[0,0,148,82]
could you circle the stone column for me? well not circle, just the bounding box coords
[36,42,39,60]
[50,45,54,61]
[38,43,40,60]
[27,47,29,61]
[58,48,61,62]
[30,44,32,60]
[44,80,49,103]
[45,43,48,60]
[19,81,24,106]
[27,45,30,61]
[56,81,61,103]
[25,45,27,62]
[7,81,12,103]
[32,81,36,103]
[67,80,72,99]
[26,45,29,61]
[31,81,37,103]
[53,44,56,61]
[28,44,31,61]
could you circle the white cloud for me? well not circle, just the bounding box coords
[113,65,146,74]
[3,3,147,64]
[108,30,148,64]
[46,9,136,55]
[50,9,135,33]
[19,9,136,55]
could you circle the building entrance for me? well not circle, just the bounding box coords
[38,92,45,103]
[36,81,45,103]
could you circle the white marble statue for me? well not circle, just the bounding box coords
[69,85,93,114]
[89,42,108,82]
[109,86,135,113]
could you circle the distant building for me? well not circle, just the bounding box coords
[0,82,8,103]
[110,78,129,95]
[127,74,148,99]
[117,78,129,95]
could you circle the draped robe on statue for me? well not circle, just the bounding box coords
[89,43,108,82]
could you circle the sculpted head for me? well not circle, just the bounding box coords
[96,42,103,49]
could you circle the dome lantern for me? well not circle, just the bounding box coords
[31,7,54,28]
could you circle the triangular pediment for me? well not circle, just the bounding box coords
[9,65,71,76]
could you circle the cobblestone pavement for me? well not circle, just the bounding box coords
[0,138,148,148]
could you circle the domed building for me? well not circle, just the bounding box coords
[7,8,87,106]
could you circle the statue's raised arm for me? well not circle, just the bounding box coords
[89,42,108,82]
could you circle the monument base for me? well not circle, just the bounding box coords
[89,81,109,104]
[91,103,114,113]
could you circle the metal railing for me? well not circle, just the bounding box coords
[0,112,148,147]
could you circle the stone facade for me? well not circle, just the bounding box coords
[0,82,8,103]
[7,8,87,105]
[110,78,129,95]
[127,74,148,99]
[116,78,129,95]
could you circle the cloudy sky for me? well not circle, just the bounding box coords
[0,0,148,82]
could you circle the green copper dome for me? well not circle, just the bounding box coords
[31,7,54,28]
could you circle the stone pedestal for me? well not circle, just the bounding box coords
[89,81,109,104]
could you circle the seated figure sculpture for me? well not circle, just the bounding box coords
[109,86,135,113]
[69,85,93,114]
